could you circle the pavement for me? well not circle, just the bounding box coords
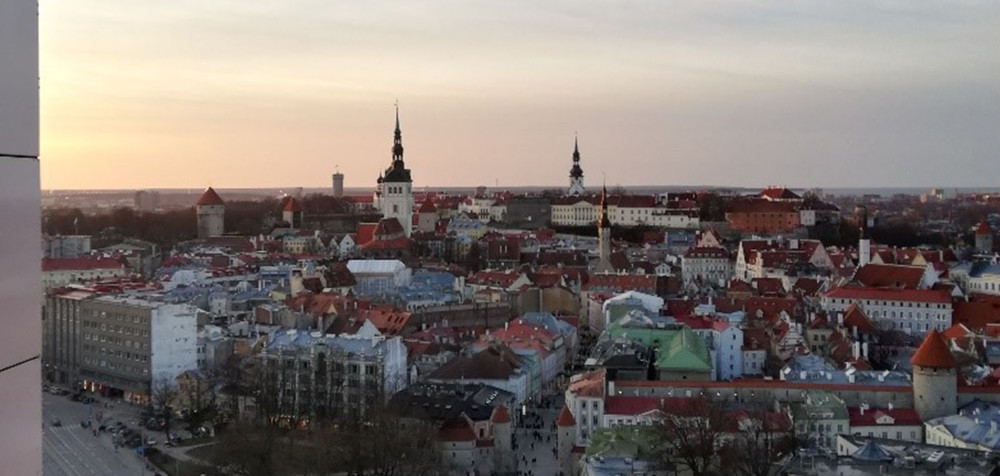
[512,396,564,476]
[42,392,156,476]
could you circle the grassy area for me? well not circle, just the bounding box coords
[146,448,217,476]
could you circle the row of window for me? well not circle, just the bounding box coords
[82,332,148,350]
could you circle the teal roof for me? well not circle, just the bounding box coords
[603,324,712,373]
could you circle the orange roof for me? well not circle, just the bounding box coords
[976,221,992,235]
[196,187,225,206]
[556,406,576,427]
[842,304,877,335]
[282,196,303,212]
[910,329,956,368]
[491,405,511,424]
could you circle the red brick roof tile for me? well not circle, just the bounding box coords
[910,329,956,368]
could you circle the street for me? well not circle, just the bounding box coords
[42,392,153,476]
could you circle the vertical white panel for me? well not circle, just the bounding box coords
[0,359,42,476]
[0,159,41,365]
[0,0,39,157]
[0,1,41,475]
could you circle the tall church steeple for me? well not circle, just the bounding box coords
[376,103,414,237]
[568,135,586,196]
[392,103,404,165]
[595,184,613,273]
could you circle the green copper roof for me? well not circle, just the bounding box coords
[603,324,712,373]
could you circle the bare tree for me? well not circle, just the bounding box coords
[650,397,726,476]
[718,410,796,476]
[150,376,180,440]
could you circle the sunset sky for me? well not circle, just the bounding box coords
[40,1,1000,190]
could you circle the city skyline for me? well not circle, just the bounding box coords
[42,1,1000,190]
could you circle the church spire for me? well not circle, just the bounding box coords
[573,136,580,162]
[392,102,404,164]
[598,183,611,229]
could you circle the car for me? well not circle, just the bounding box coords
[50,418,62,427]
[146,437,157,446]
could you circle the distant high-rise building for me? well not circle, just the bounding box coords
[568,137,585,196]
[134,190,160,211]
[332,171,344,197]
[0,1,42,472]
[195,187,225,238]
[375,106,414,237]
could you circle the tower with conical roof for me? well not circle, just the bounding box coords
[975,221,993,255]
[568,137,585,196]
[491,405,514,472]
[195,187,225,238]
[595,185,614,273]
[556,405,577,474]
[376,105,414,237]
[911,329,957,421]
[282,196,303,229]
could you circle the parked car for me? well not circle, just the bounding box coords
[50,418,62,427]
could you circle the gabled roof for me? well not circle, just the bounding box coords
[196,187,225,206]
[853,263,924,289]
[842,304,877,335]
[556,406,576,427]
[436,418,477,442]
[911,329,956,368]
[822,286,951,304]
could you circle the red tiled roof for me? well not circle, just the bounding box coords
[374,217,405,237]
[853,264,924,289]
[357,223,377,246]
[976,221,992,235]
[556,406,575,427]
[282,196,302,212]
[910,329,956,368]
[491,405,511,424]
[603,396,670,416]
[436,419,477,442]
[42,257,125,272]
[953,300,1000,332]
[583,274,656,293]
[823,286,951,304]
[196,187,225,206]
[842,304,877,335]
[418,197,437,213]
[941,323,974,340]
[848,407,922,427]
[759,187,801,200]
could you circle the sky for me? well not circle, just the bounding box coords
[40,0,1000,190]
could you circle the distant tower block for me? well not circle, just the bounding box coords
[195,187,225,238]
[332,171,344,198]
